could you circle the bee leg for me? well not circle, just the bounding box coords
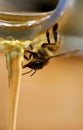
[29,44,33,50]
[41,31,51,48]
[53,23,58,31]
[53,32,58,42]
[46,23,58,44]
[46,30,50,44]
[24,54,29,60]
[22,67,37,76]
[42,42,56,48]
[41,28,51,48]
[53,23,58,42]
[30,69,36,76]
[22,63,29,68]
[24,44,34,59]
[25,50,38,59]
[42,24,58,48]
[42,23,58,48]
[24,53,34,63]
[25,50,37,56]
[22,69,33,75]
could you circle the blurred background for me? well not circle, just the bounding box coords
[0,0,83,130]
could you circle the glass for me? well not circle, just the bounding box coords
[0,0,68,40]
[0,0,68,130]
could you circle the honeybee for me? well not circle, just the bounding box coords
[22,23,79,76]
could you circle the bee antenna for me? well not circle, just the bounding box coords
[48,53,65,59]
[48,50,80,59]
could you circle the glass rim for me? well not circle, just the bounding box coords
[0,0,68,40]
[44,0,68,27]
[0,10,53,16]
[0,0,67,16]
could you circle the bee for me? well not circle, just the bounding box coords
[22,23,79,76]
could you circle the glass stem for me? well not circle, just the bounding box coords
[5,50,23,130]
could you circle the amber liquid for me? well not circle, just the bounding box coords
[7,52,23,130]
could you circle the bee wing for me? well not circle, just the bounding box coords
[49,49,80,59]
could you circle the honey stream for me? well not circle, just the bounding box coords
[0,38,30,130]
[6,51,23,130]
